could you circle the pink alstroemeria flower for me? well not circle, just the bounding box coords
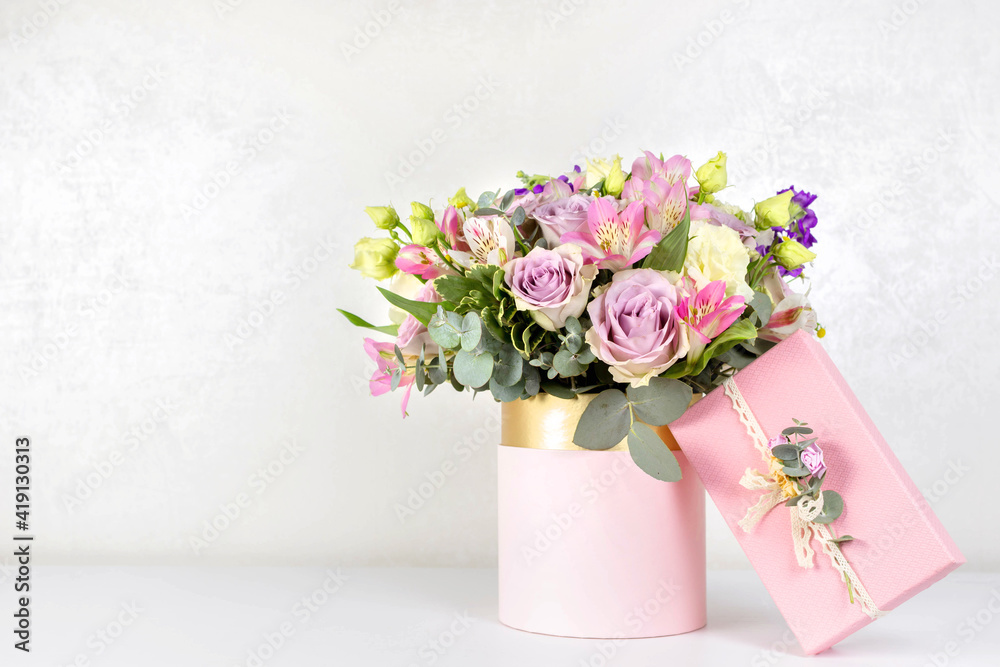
[395,244,450,280]
[363,337,414,417]
[639,178,688,235]
[436,206,468,251]
[452,216,516,266]
[560,197,661,271]
[630,151,692,185]
[675,278,747,360]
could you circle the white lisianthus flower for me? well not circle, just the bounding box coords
[683,221,754,300]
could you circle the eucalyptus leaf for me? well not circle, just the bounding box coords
[541,381,575,399]
[830,535,854,544]
[782,426,814,436]
[812,490,845,524]
[552,349,587,377]
[476,191,495,209]
[512,206,526,227]
[393,344,405,368]
[626,378,692,426]
[771,444,801,461]
[493,344,523,387]
[523,365,541,396]
[490,376,524,402]
[500,189,515,211]
[474,207,503,216]
[782,465,811,478]
[453,350,494,388]
[748,290,773,327]
[564,316,582,335]
[627,422,683,482]
[563,333,583,354]
[428,308,463,349]
[460,312,483,351]
[573,389,630,450]
[414,355,424,391]
[390,369,401,391]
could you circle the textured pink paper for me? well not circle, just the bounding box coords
[498,448,706,638]
[670,330,964,655]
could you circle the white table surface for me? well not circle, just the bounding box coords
[6,567,999,666]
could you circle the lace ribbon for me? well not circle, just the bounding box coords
[723,377,886,620]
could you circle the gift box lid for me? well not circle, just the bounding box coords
[669,330,965,655]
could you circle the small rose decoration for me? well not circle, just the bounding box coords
[503,244,597,331]
[800,443,826,478]
[767,435,788,450]
[585,268,690,387]
[532,194,593,247]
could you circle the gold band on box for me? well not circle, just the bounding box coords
[501,393,701,452]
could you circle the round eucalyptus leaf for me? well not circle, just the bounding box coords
[460,312,483,351]
[628,422,683,482]
[428,310,462,349]
[453,350,494,388]
[523,365,541,396]
[626,378,693,426]
[813,490,845,524]
[552,349,586,377]
[489,376,524,402]
[573,389,630,450]
[493,344,523,387]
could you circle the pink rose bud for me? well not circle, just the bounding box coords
[800,443,827,477]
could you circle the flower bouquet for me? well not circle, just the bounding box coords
[342,149,822,482]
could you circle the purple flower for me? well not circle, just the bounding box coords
[533,194,593,247]
[765,187,818,278]
[503,244,597,331]
[584,269,689,386]
[800,443,826,478]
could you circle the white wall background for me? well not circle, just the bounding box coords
[1,0,998,570]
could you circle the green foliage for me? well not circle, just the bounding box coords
[376,287,444,326]
[572,389,631,450]
[626,378,692,426]
[628,422,683,482]
[641,204,690,272]
[337,309,399,336]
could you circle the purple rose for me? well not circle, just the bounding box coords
[533,194,592,247]
[800,443,826,477]
[504,244,597,331]
[585,269,690,387]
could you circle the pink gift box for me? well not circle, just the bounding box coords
[670,330,965,655]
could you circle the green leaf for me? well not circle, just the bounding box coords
[563,333,583,354]
[523,366,541,396]
[628,422,683,482]
[428,307,464,349]
[414,355,425,391]
[748,290,773,327]
[512,206,526,227]
[813,490,845,524]
[740,337,777,357]
[500,189,515,212]
[376,287,442,326]
[830,535,855,544]
[453,349,494,388]
[474,207,503,217]
[641,202,690,272]
[716,345,757,370]
[337,309,399,336]
[782,426,814,436]
[552,349,587,377]
[390,369,401,390]
[540,381,575,399]
[490,376,524,402]
[460,312,483,351]
[662,318,758,379]
[782,465,811,478]
[564,316,582,335]
[493,344,523,387]
[771,444,801,461]
[626,378,693,426]
[476,191,495,209]
[427,354,447,385]
[573,389,630,450]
